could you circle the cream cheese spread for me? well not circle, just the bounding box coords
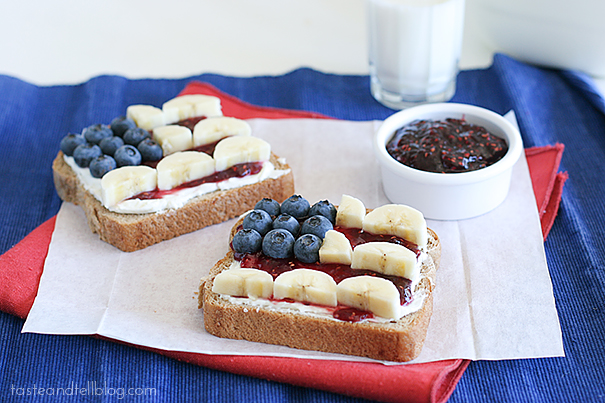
[64,155,290,214]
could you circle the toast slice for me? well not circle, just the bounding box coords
[53,151,295,252]
[199,213,440,362]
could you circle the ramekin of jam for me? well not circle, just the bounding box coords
[373,103,523,220]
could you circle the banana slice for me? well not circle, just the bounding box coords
[212,268,273,299]
[319,230,353,265]
[362,204,428,249]
[335,194,366,228]
[337,276,400,320]
[101,165,157,207]
[192,117,252,147]
[273,268,337,307]
[152,125,193,156]
[156,151,215,190]
[351,242,418,280]
[213,136,271,171]
[162,95,222,124]
[126,105,166,131]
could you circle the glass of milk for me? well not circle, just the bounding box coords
[367,0,466,109]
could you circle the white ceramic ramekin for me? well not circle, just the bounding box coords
[374,103,523,220]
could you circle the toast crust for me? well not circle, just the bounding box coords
[52,151,295,252]
[199,216,441,362]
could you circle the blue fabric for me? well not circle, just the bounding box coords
[1,53,604,402]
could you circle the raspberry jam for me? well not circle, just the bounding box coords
[333,307,374,322]
[176,116,207,132]
[337,226,421,258]
[234,227,418,322]
[269,299,375,323]
[129,161,264,200]
[386,118,508,173]
[192,140,220,156]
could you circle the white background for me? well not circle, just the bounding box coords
[2,0,603,95]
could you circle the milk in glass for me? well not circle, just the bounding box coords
[367,0,465,108]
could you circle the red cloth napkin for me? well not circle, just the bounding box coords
[526,144,568,238]
[0,82,567,403]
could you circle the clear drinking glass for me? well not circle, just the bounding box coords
[367,0,466,109]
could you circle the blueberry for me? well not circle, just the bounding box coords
[254,198,281,217]
[123,127,151,146]
[232,228,263,254]
[110,116,137,137]
[114,145,142,167]
[272,214,300,237]
[280,194,310,219]
[242,209,273,236]
[83,124,113,144]
[137,138,163,162]
[89,155,117,178]
[309,200,337,224]
[262,229,295,259]
[72,144,102,168]
[99,136,124,156]
[300,215,333,239]
[293,234,322,264]
[60,133,86,156]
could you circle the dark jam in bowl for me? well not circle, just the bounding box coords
[386,118,508,174]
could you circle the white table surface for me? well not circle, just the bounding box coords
[2,0,603,95]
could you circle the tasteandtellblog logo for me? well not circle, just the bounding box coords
[10,382,157,399]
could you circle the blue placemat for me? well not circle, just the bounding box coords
[1,53,604,402]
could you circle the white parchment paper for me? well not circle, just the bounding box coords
[23,118,565,364]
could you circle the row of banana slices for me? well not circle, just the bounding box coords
[128,94,252,157]
[101,135,271,207]
[213,196,429,320]
[151,117,252,157]
[126,94,223,131]
[100,95,271,207]
[323,195,427,275]
[213,267,405,320]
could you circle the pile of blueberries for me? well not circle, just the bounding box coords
[233,195,337,264]
[59,116,163,178]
